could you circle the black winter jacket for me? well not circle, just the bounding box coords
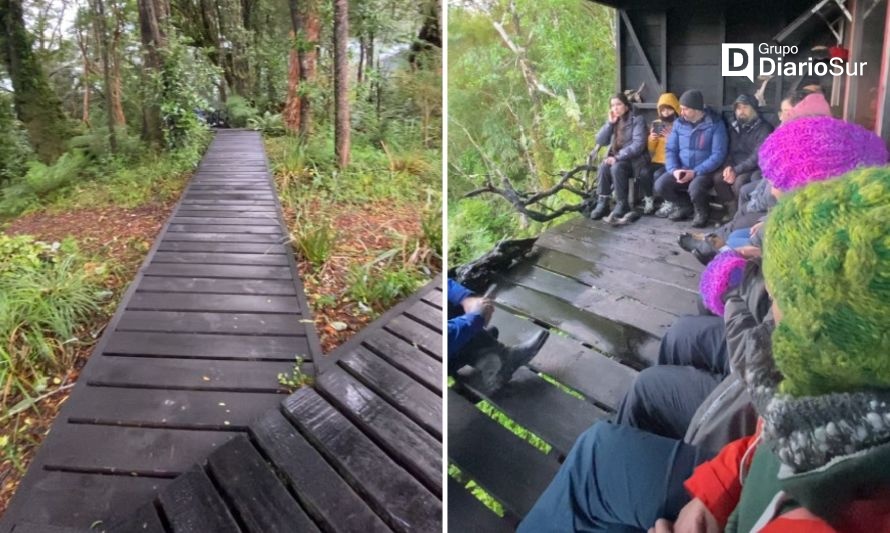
[726,116,773,175]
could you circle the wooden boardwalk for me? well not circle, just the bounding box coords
[103,278,443,533]
[1,130,322,532]
[448,213,704,531]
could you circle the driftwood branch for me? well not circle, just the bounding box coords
[449,237,540,293]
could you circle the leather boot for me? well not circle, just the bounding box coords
[692,205,710,228]
[492,330,550,389]
[604,200,629,224]
[589,195,611,220]
[669,202,694,221]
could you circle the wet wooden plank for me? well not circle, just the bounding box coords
[404,300,442,333]
[491,281,659,367]
[448,388,559,518]
[144,263,292,279]
[207,435,320,533]
[284,388,441,533]
[85,357,293,392]
[422,287,443,308]
[103,332,309,360]
[504,263,677,338]
[167,224,282,234]
[2,472,170,531]
[156,466,239,533]
[118,311,306,335]
[338,347,441,438]
[447,477,517,533]
[168,217,282,226]
[152,251,288,266]
[384,315,441,360]
[469,367,608,458]
[251,410,390,533]
[159,232,283,243]
[488,308,637,410]
[10,524,90,533]
[128,293,300,314]
[66,386,282,429]
[317,369,442,494]
[39,424,236,475]
[362,330,441,393]
[137,276,296,295]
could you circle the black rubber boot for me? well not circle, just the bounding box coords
[669,202,694,221]
[678,233,718,265]
[493,330,550,387]
[604,200,629,224]
[589,195,611,220]
[692,205,710,228]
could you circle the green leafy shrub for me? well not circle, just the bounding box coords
[226,95,259,128]
[346,263,425,312]
[0,235,109,404]
[248,112,286,136]
[292,215,337,267]
[0,94,33,186]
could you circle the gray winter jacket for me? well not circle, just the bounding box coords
[684,260,772,454]
[595,113,649,164]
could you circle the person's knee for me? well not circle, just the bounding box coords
[654,173,672,196]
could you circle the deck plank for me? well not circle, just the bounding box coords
[137,276,296,295]
[156,466,240,533]
[103,331,309,360]
[117,310,307,335]
[362,329,442,393]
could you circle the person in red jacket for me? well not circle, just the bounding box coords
[650,166,890,533]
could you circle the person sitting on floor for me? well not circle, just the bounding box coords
[641,92,681,216]
[679,94,885,265]
[447,278,548,392]
[651,166,890,533]
[654,89,728,227]
[712,93,773,222]
[589,92,650,224]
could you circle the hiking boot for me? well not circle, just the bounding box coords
[692,206,710,228]
[589,195,611,220]
[613,210,642,226]
[669,203,694,221]
[678,232,718,265]
[603,200,629,224]
[654,201,676,218]
[493,330,549,387]
[642,196,656,215]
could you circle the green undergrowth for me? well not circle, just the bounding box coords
[449,464,507,518]
[476,400,552,454]
[0,235,111,419]
[538,372,586,400]
[0,130,210,219]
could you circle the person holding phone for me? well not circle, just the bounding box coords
[643,93,680,216]
[654,90,728,227]
[589,93,649,222]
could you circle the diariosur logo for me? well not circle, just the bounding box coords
[722,43,868,83]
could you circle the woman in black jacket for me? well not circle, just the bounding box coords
[589,93,649,223]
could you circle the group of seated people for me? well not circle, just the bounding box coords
[516,92,890,531]
[588,79,828,231]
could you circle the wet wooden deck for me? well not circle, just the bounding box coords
[101,278,443,533]
[448,213,704,531]
[1,130,323,532]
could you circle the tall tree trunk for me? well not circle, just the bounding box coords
[137,0,168,146]
[409,0,441,68]
[92,0,117,153]
[110,1,126,127]
[0,0,70,162]
[283,31,301,133]
[298,0,319,138]
[75,25,92,127]
[357,35,365,84]
[333,0,349,168]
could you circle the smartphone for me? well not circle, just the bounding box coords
[652,120,665,136]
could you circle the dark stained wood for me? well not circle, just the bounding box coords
[153,251,289,265]
[159,232,284,243]
[108,502,166,533]
[128,293,301,314]
[422,286,443,308]
[10,524,90,533]
[251,410,391,533]
[143,263,292,279]
[448,388,560,518]
[338,346,441,438]
[86,357,292,392]
[103,332,309,360]
[206,435,321,533]
[284,388,441,533]
[117,311,307,336]
[317,369,442,494]
[447,477,517,533]
[384,315,441,360]
[138,276,296,296]
[66,386,283,429]
[404,299,442,332]
[362,330,441,393]
[167,224,282,234]
[156,466,240,533]
[466,367,608,458]
[168,217,282,226]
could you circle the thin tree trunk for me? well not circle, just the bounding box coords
[75,26,92,127]
[110,1,126,127]
[137,0,168,146]
[92,0,117,153]
[0,0,70,162]
[333,0,349,168]
[357,34,365,83]
[283,31,301,132]
[299,0,319,138]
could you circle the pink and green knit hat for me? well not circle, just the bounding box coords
[699,251,747,316]
[758,116,887,192]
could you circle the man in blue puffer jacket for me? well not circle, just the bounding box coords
[654,90,729,227]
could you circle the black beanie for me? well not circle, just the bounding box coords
[679,90,704,111]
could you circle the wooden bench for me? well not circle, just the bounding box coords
[448,214,703,530]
